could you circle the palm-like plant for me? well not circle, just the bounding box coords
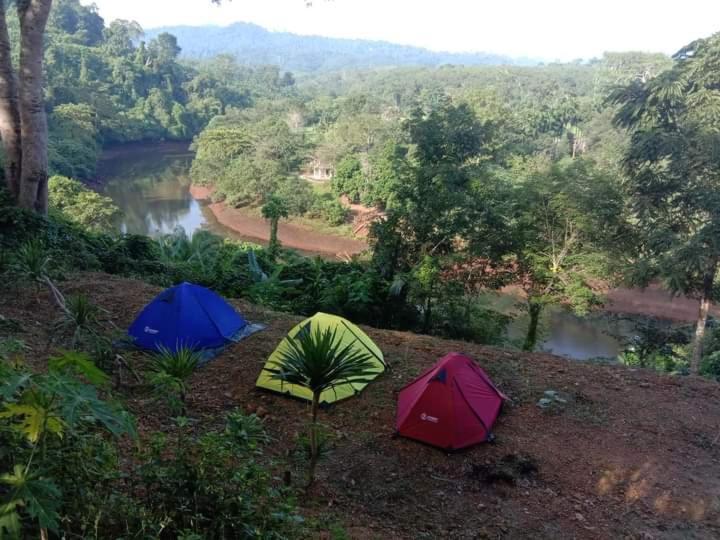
[12,239,51,282]
[264,326,378,486]
[157,227,221,272]
[148,345,202,414]
[55,294,99,348]
[12,240,69,315]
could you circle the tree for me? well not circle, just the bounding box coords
[147,32,181,69]
[261,195,289,255]
[48,103,99,178]
[48,175,120,232]
[370,102,491,277]
[505,157,625,351]
[610,33,720,373]
[368,102,514,332]
[0,0,53,213]
[264,326,377,486]
[331,155,364,202]
[0,1,22,200]
[103,19,143,56]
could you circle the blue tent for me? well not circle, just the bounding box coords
[128,282,253,352]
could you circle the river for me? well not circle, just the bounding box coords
[97,142,242,239]
[97,142,665,361]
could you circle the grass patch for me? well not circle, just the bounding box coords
[285,214,357,238]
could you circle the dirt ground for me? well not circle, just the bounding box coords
[604,284,720,323]
[3,273,720,539]
[190,185,368,258]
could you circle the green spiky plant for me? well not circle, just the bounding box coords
[157,227,221,272]
[264,326,377,486]
[12,240,72,321]
[148,345,202,415]
[53,294,100,349]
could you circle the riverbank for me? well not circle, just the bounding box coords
[190,185,369,259]
[604,284,719,322]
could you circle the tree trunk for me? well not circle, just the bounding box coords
[523,300,543,352]
[17,0,51,214]
[0,0,21,199]
[307,391,320,487]
[422,296,432,334]
[691,264,717,374]
[269,217,279,253]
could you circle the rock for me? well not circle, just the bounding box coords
[543,390,559,398]
[575,513,585,522]
[537,398,553,408]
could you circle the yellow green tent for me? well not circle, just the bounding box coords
[256,312,385,404]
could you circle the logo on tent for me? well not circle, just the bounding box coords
[144,326,159,334]
[420,412,439,423]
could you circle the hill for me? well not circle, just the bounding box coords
[145,22,532,72]
[4,272,719,538]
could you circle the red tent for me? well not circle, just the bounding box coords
[396,352,507,450]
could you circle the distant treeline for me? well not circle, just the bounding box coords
[145,21,534,72]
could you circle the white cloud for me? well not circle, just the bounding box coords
[83,0,720,61]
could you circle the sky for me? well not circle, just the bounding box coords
[82,0,720,61]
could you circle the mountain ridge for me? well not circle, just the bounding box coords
[145,21,538,72]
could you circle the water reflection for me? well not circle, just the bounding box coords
[98,143,207,237]
[536,310,637,360]
[98,142,346,256]
[498,292,645,361]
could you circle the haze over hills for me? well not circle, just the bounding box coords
[146,22,537,73]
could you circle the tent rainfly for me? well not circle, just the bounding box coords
[128,282,255,352]
[396,352,507,450]
[256,312,385,404]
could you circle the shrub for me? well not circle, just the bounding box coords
[331,156,363,202]
[310,195,349,226]
[132,415,300,538]
[432,296,511,345]
[619,320,691,372]
[0,355,135,537]
[48,175,120,233]
[0,356,297,538]
[700,351,720,380]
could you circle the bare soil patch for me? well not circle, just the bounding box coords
[604,284,720,322]
[3,273,720,539]
[190,185,368,259]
